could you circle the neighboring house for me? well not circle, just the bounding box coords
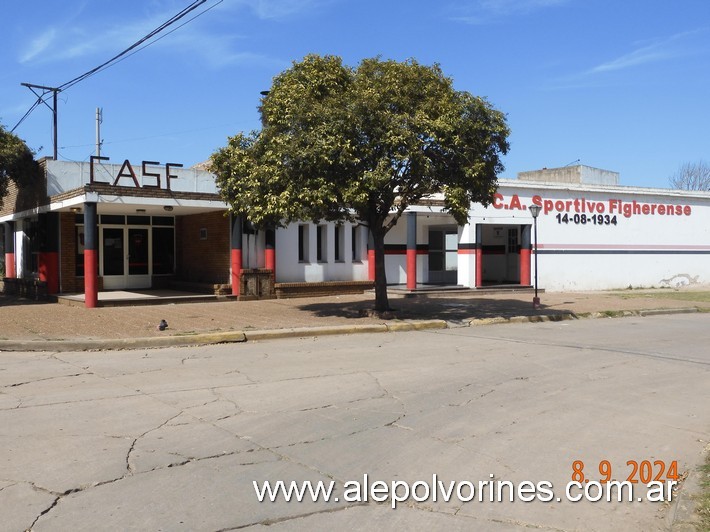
[2,158,709,307]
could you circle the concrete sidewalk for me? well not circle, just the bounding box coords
[1,287,709,351]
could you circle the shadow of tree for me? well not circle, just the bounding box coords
[0,293,53,307]
[298,296,575,322]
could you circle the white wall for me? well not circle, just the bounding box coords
[458,223,475,287]
[475,181,710,290]
[275,221,368,283]
[383,216,434,285]
[46,159,220,195]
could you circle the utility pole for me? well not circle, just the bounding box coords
[20,83,61,160]
[96,108,103,157]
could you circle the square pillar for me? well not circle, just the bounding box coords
[83,203,98,308]
[230,214,243,296]
[406,212,417,290]
[4,222,15,279]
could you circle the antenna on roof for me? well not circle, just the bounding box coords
[564,158,581,167]
[96,107,103,157]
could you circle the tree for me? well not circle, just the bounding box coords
[668,161,710,191]
[211,55,510,311]
[0,122,38,208]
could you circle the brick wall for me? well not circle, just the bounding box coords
[0,173,48,217]
[176,211,230,284]
[59,212,80,293]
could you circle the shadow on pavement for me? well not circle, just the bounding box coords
[0,294,52,308]
[298,296,575,322]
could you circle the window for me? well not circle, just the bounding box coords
[24,218,39,278]
[316,225,327,262]
[76,225,85,276]
[428,229,458,272]
[351,225,362,262]
[127,215,150,225]
[334,225,345,262]
[298,225,309,262]
[152,227,175,274]
[100,215,125,225]
[445,232,458,271]
[152,216,175,226]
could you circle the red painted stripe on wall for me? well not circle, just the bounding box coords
[4,253,15,279]
[38,251,60,294]
[406,249,417,290]
[538,243,710,250]
[265,248,275,276]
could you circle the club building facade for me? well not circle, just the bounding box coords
[1,158,709,307]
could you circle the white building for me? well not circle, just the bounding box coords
[2,159,709,307]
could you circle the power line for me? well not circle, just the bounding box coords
[59,118,251,151]
[10,0,215,142]
[58,0,209,92]
[67,0,224,84]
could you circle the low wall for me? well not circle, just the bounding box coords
[275,280,374,299]
[1,278,49,300]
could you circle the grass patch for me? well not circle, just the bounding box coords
[618,291,710,303]
[697,451,710,530]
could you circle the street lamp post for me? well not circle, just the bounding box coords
[528,204,541,309]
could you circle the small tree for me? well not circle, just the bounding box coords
[211,55,509,311]
[669,161,710,191]
[0,123,38,208]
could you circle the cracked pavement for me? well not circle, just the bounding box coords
[1,314,708,531]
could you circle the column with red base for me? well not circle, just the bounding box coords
[474,224,483,288]
[4,222,15,279]
[406,212,417,290]
[38,213,60,294]
[367,232,375,282]
[520,224,531,286]
[265,227,276,279]
[230,214,243,296]
[83,203,98,308]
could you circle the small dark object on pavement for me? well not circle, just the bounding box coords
[158,319,168,331]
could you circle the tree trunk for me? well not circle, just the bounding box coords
[370,226,390,311]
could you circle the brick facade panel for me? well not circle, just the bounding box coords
[177,211,230,284]
[59,212,80,293]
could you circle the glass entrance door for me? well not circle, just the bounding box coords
[102,228,124,278]
[126,228,150,289]
[428,227,458,284]
[128,228,149,275]
[101,227,151,290]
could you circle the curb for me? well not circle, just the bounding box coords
[576,307,699,320]
[0,332,248,353]
[0,307,702,352]
[244,324,389,342]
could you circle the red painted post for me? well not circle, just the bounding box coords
[231,215,243,296]
[4,222,15,278]
[265,228,276,279]
[83,203,98,308]
[406,212,417,290]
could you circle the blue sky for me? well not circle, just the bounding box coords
[2,0,709,188]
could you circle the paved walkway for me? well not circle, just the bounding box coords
[1,287,709,350]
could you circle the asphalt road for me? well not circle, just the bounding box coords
[1,314,708,531]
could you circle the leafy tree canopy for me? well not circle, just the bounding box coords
[211,55,510,310]
[0,122,38,206]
